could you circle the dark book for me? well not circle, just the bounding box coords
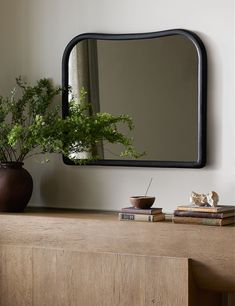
[121,207,162,215]
[119,212,165,222]
[176,205,235,213]
[174,210,235,219]
[173,216,235,226]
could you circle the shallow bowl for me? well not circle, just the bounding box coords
[129,196,155,209]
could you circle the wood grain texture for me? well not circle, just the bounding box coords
[144,255,188,306]
[0,208,234,293]
[33,248,57,306]
[0,245,32,306]
[56,251,118,306]
[0,246,189,306]
[37,250,189,306]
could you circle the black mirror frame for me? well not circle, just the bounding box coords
[62,29,207,168]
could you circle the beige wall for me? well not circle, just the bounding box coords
[0,0,234,212]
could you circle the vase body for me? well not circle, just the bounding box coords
[0,162,33,212]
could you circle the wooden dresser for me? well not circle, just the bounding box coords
[0,208,234,306]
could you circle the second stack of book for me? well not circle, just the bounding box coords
[119,207,165,222]
[173,205,235,226]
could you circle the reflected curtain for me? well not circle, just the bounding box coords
[68,40,104,158]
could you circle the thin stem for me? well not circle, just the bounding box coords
[10,146,18,161]
[3,145,13,162]
[95,142,125,158]
[5,144,18,162]
[21,148,42,161]
[0,147,7,162]
[18,138,24,159]
[17,150,28,162]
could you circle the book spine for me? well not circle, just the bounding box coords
[173,216,223,226]
[119,213,155,222]
[174,210,224,218]
[177,207,218,213]
[121,208,162,215]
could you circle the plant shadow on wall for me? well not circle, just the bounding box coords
[0,77,141,212]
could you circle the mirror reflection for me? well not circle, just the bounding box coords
[64,31,206,167]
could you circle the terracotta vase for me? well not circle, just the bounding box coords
[0,162,33,212]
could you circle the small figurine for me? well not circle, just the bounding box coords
[190,191,219,207]
[190,192,208,206]
[207,191,219,207]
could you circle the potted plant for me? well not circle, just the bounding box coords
[0,77,139,212]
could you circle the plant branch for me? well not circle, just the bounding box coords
[0,78,140,163]
[3,145,13,162]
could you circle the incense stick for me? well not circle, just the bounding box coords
[144,177,153,197]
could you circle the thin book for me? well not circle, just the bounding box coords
[173,216,235,226]
[174,210,235,219]
[176,205,235,213]
[121,207,162,215]
[119,212,165,222]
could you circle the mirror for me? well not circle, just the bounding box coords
[62,29,207,167]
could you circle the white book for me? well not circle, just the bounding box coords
[119,212,165,222]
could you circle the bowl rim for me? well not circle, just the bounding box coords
[129,196,155,199]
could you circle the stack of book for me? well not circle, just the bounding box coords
[173,205,235,226]
[119,207,165,222]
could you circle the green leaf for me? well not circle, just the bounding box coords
[0,77,142,163]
